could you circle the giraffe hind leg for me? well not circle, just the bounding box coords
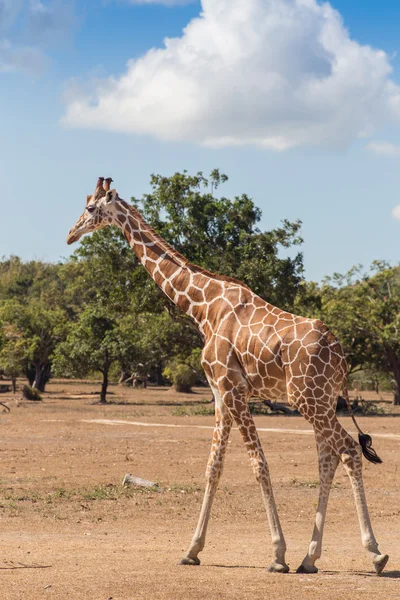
[294,394,388,574]
[326,418,388,572]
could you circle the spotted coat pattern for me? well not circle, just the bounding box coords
[66,178,388,574]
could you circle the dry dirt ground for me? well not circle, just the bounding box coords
[0,381,399,600]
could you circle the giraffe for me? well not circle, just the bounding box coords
[67,177,388,575]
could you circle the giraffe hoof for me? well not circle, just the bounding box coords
[296,563,318,574]
[268,562,289,573]
[373,554,389,575]
[179,556,201,566]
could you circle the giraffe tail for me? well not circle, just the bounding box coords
[342,386,383,464]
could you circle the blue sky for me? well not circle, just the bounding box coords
[1,0,400,282]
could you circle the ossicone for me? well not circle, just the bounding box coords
[103,177,114,191]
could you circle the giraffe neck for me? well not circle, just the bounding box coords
[112,200,208,324]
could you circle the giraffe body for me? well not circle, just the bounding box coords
[200,285,343,403]
[66,178,388,575]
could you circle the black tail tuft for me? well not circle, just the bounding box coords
[358,433,383,464]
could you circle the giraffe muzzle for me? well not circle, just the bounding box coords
[67,228,81,245]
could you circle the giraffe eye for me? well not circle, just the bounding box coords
[87,205,96,213]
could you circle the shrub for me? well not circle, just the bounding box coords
[22,385,42,401]
[163,361,197,393]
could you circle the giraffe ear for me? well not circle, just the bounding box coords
[105,189,118,203]
[86,194,92,205]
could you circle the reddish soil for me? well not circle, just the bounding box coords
[0,381,399,599]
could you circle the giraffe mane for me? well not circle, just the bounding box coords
[120,199,251,290]
[186,263,252,291]
[120,200,187,267]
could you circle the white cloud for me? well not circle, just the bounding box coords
[0,38,49,75]
[63,0,400,150]
[392,205,400,222]
[366,141,400,157]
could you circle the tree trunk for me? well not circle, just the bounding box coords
[100,373,108,403]
[26,364,35,387]
[32,362,51,392]
[155,362,164,386]
[33,363,42,390]
[100,352,110,404]
[11,377,16,395]
[385,346,400,405]
[393,375,400,406]
[392,354,400,405]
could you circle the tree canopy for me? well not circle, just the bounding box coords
[295,262,400,404]
[0,170,398,404]
[135,170,304,309]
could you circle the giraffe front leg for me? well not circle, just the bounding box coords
[180,387,233,566]
[297,434,339,573]
[221,378,289,573]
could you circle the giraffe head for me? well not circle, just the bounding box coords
[67,176,120,245]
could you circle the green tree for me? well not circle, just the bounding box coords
[64,169,304,386]
[0,170,304,397]
[0,300,66,391]
[297,263,400,405]
[61,227,150,316]
[134,170,304,310]
[117,311,201,386]
[0,256,64,308]
[53,307,130,403]
[0,323,29,393]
